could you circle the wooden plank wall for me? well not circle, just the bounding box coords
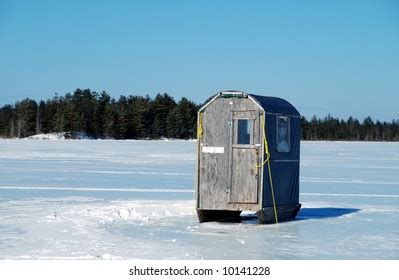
[198,97,263,211]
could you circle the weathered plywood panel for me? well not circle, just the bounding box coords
[199,98,231,209]
[230,148,259,203]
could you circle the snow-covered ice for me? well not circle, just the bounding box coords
[0,139,398,259]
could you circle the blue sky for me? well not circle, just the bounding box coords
[1,0,398,120]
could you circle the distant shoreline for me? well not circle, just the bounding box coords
[1,89,398,141]
[0,135,398,143]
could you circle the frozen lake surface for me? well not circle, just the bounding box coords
[0,139,398,259]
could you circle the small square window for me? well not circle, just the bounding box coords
[276,116,290,152]
[236,119,253,145]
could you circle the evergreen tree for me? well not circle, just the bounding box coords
[166,97,198,138]
[103,98,119,139]
[150,93,176,138]
[95,91,111,137]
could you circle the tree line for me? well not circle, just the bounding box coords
[0,89,198,139]
[0,88,398,141]
[301,115,399,141]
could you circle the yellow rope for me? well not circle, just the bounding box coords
[257,113,279,224]
[194,112,203,219]
[198,112,203,139]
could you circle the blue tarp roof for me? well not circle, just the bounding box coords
[249,94,300,117]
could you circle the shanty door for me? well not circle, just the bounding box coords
[229,110,259,204]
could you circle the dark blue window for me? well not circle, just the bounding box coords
[237,119,253,145]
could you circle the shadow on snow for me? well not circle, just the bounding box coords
[236,207,360,224]
[296,207,360,220]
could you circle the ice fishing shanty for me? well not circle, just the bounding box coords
[196,91,301,224]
